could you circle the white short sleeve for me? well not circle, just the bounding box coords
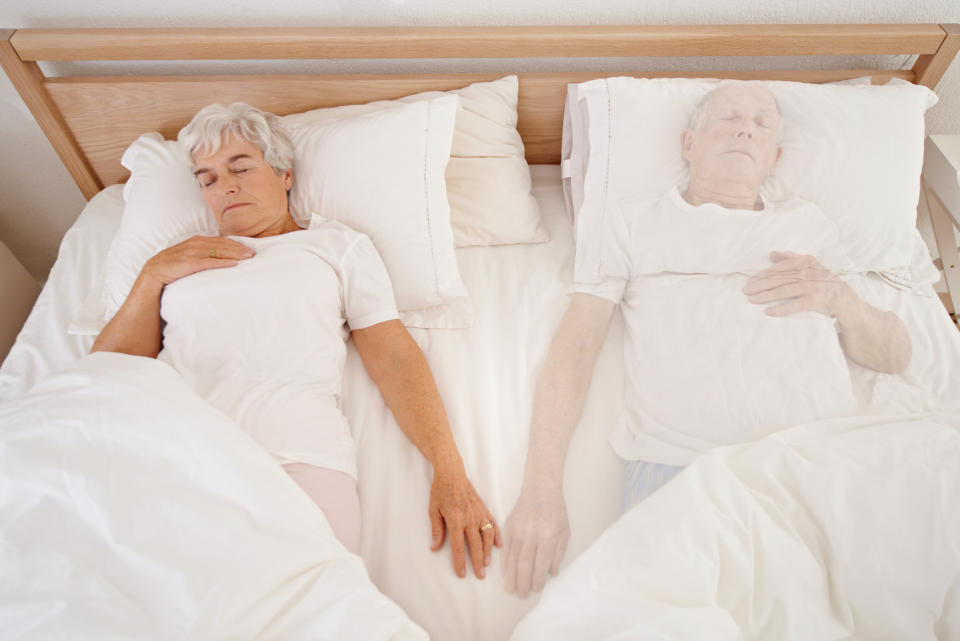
[341,233,401,330]
[572,197,635,305]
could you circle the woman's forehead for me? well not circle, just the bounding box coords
[193,134,265,167]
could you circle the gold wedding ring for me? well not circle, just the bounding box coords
[210,248,217,258]
[480,522,494,533]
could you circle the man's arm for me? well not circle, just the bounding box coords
[834,297,912,374]
[502,292,617,598]
[744,251,911,374]
[352,319,501,579]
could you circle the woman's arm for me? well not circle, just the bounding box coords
[91,236,254,357]
[352,319,501,580]
[743,251,911,374]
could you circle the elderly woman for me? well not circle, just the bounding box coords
[92,102,500,579]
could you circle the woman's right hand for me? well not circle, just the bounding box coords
[140,235,255,287]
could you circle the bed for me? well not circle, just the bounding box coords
[2,24,960,641]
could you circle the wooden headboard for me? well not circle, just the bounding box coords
[1,24,958,200]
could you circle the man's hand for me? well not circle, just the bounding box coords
[501,487,569,598]
[429,467,502,579]
[742,251,857,319]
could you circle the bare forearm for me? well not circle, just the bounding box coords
[90,274,164,358]
[360,331,464,475]
[523,330,601,493]
[522,294,615,494]
[837,298,912,374]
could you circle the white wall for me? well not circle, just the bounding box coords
[2,0,959,282]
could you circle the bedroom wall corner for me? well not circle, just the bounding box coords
[0,234,40,364]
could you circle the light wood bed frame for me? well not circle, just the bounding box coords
[2,24,958,198]
[1,24,959,316]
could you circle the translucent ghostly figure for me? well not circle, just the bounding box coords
[502,81,912,598]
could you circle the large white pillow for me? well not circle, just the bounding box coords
[72,94,468,333]
[283,95,469,327]
[563,77,937,281]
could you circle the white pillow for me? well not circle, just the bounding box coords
[405,76,548,247]
[283,95,469,327]
[70,134,218,335]
[563,77,938,281]
[72,94,469,333]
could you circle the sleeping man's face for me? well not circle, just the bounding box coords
[680,84,782,194]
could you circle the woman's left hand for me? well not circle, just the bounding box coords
[742,251,858,319]
[429,466,502,580]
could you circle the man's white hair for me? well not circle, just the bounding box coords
[178,102,294,175]
[688,81,784,142]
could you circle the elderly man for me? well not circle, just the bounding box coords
[501,81,912,597]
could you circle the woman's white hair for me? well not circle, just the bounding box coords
[178,102,294,175]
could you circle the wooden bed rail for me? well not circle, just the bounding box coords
[1,24,958,200]
[7,24,952,60]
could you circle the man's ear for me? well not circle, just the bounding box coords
[680,128,695,161]
[767,145,783,177]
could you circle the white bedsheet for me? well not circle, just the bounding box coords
[0,352,425,641]
[0,168,628,641]
[3,167,960,641]
[511,412,960,641]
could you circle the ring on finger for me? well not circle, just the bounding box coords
[209,248,217,258]
[480,522,494,533]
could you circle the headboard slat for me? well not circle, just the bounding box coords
[11,25,949,61]
[48,68,918,183]
[3,25,956,199]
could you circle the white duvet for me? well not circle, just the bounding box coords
[0,353,425,641]
[4,168,960,641]
[512,412,960,641]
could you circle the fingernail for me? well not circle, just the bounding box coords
[480,569,485,579]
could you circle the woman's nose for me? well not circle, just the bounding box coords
[219,175,241,194]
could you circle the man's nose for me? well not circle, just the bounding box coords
[735,122,754,139]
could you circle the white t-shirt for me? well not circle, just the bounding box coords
[575,186,858,465]
[158,217,399,478]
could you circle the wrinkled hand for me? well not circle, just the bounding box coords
[430,468,502,579]
[742,251,857,318]
[501,487,569,598]
[141,235,255,287]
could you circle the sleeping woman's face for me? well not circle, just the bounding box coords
[193,134,295,238]
[681,84,782,192]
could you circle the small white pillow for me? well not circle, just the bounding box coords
[564,77,937,281]
[72,94,470,333]
[70,134,219,335]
